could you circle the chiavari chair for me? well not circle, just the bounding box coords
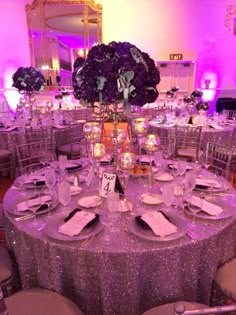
[0,133,14,178]
[175,125,203,162]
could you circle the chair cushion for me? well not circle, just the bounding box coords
[177,148,203,158]
[141,301,215,315]
[0,149,11,158]
[5,288,84,315]
[0,248,13,284]
[57,144,80,154]
[214,257,236,300]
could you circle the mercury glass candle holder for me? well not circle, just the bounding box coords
[133,117,149,159]
[118,152,136,171]
[83,122,101,144]
[93,143,106,178]
[112,128,127,147]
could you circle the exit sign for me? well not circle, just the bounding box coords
[170,54,183,61]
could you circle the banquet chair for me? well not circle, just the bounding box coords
[74,106,92,121]
[0,133,14,178]
[0,247,14,297]
[223,109,236,121]
[141,301,236,315]
[16,140,55,175]
[25,126,54,143]
[203,142,233,180]
[4,288,84,315]
[213,257,236,305]
[175,125,203,162]
[56,122,86,159]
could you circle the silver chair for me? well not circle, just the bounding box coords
[56,122,86,159]
[0,247,14,297]
[203,142,233,180]
[16,140,55,175]
[214,257,236,303]
[223,109,236,121]
[0,133,14,178]
[142,301,236,315]
[175,125,203,162]
[4,288,84,315]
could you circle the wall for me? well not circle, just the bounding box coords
[1,0,236,111]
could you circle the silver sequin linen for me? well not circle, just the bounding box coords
[3,177,236,315]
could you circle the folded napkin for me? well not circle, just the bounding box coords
[195,178,221,189]
[136,211,177,237]
[188,195,223,216]
[140,193,163,205]
[53,125,66,129]
[78,195,101,208]
[17,195,52,212]
[155,173,174,181]
[59,210,97,237]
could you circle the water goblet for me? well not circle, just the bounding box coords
[26,188,45,229]
[162,183,175,210]
[176,160,187,176]
[58,180,71,214]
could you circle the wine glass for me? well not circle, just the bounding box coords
[153,150,163,172]
[106,191,120,233]
[176,160,187,176]
[58,180,71,214]
[45,167,56,191]
[162,183,175,210]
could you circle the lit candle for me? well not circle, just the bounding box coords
[83,122,101,143]
[133,118,148,136]
[112,128,126,146]
[93,143,106,160]
[118,152,136,170]
[143,134,160,153]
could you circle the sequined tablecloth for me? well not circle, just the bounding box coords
[3,178,236,315]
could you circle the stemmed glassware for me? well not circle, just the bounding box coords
[117,152,136,190]
[83,122,102,160]
[153,151,163,172]
[92,143,106,187]
[58,180,71,214]
[162,183,175,211]
[133,118,148,159]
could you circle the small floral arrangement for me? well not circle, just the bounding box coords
[196,101,209,111]
[166,86,179,98]
[73,41,160,107]
[12,66,45,94]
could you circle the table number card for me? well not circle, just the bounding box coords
[100,172,116,198]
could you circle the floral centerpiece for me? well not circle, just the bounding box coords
[196,101,209,111]
[73,41,160,108]
[12,66,45,94]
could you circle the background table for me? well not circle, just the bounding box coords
[3,172,236,315]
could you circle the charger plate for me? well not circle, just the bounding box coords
[127,213,186,242]
[44,214,103,241]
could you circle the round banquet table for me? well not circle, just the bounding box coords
[3,169,236,315]
[148,121,234,148]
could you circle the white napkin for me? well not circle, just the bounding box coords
[1,126,18,132]
[17,195,51,212]
[66,162,79,168]
[53,125,66,129]
[141,193,163,205]
[196,178,221,189]
[78,195,101,208]
[189,195,223,216]
[58,211,96,236]
[141,211,177,237]
[169,163,193,171]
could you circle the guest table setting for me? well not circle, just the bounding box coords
[3,152,236,315]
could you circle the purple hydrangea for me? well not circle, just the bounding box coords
[12,66,45,93]
[73,41,160,106]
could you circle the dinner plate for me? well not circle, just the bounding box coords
[66,158,90,171]
[70,185,82,196]
[140,193,163,205]
[14,176,46,189]
[183,204,232,220]
[77,195,103,208]
[127,213,186,242]
[154,173,174,182]
[7,197,59,217]
[194,185,225,194]
[44,214,104,241]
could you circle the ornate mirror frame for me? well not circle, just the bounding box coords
[26,0,103,87]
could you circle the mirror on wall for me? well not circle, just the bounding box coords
[26,0,102,87]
